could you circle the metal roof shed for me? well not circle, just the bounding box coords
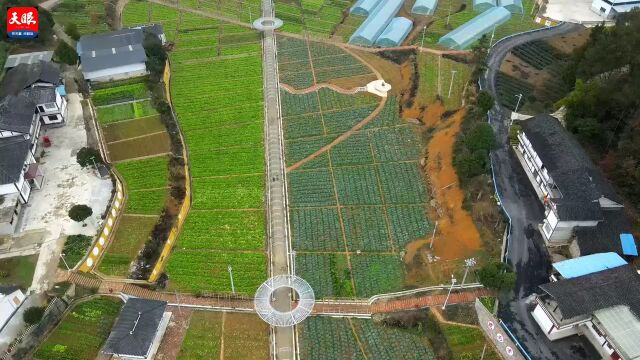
[552,252,627,279]
[412,0,439,15]
[473,0,497,12]
[438,7,511,49]
[375,17,413,47]
[4,51,53,69]
[500,0,524,13]
[350,0,383,16]
[349,0,404,46]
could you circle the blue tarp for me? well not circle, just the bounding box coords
[620,233,638,256]
[349,0,404,46]
[473,0,497,12]
[375,17,413,47]
[438,7,511,50]
[553,252,627,279]
[350,0,383,16]
[412,0,439,15]
[56,85,66,96]
[500,0,524,13]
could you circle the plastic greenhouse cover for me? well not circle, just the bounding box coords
[473,0,497,12]
[438,7,512,50]
[500,0,524,13]
[375,17,413,47]
[412,0,439,15]
[350,0,383,16]
[349,0,404,46]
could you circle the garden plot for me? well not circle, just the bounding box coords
[298,317,436,360]
[51,0,109,35]
[285,92,434,298]
[277,35,375,89]
[128,2,269,294]
[34,297,122,360]
[274,0,363,41]
[416,52,473,110]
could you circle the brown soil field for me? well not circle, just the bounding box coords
[222,313,269,359]
[107,132,171,162]
[327,73,377,89]
[156,307,193,360]
[546,27,591,54]
[500,52,553,90]
[102,115,164,143]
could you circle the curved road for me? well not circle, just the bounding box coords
[481,23,600,360]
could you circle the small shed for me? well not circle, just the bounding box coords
[473,0,497,12]
[375,17,413,47]
[102,298,171,360]
[500,0,524,13]
[412,0,439,15]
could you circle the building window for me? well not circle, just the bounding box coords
[37,105,45,113]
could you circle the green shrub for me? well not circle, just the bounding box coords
[68,205,93,225]
[76,147,102,167]
[64,22,81,41]
[54,41,77,65]
[477,262,516,290]
[23,306,46,325]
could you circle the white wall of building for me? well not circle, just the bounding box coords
[592,0,640,19]
[83,64,148,83]
[0,290,25,330]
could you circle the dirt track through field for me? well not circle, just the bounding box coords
[422,109,482,260]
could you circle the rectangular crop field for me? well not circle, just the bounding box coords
[102,116,164,143]
[285,93,434,298]
[107,132,171,161]
[34,297,122,360]
[177,312,223,359]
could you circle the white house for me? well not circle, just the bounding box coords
[0,61,67,126]
[513,115,636,258]
[532,262,640,360]
[0,290,25,331]
[592,0,640,19]
[101,298,171,360]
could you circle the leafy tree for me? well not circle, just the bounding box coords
[23,306,45,325]
[54,41,77,65]
[454,122,496,179]
[476,90,494,114]
[68,205,93,225]
[64,22,81,41]
[477,262,516,291]
[143,33,167,82]
[76,147,102,167]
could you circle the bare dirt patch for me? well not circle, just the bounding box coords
[546,27,591,54]
[156,307,193,360]
[107,132,171,162]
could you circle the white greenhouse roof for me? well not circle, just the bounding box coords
[349,0,404,46]
[473,0,497,12]
[438,7,512,50]
[350,0,383,16]
[412,0,439,15]
[375,17,413,47]
[500,0,524,13]
[594,306,640,360]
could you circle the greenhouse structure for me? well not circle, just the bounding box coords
[500,0,524,13]
[438,7,511,49]
[375,17,413,47]
[411,0,439,15]
[350,0,383,16]
[349,0,404,46]
[473,0,497,12]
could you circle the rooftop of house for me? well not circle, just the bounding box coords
[21,87,56,105]
[132,24,165,37]
[593,305,640,360]
[0,137,31,185]
[77,29,148,74]
[575,209,637,256]
[519,114,622,221]
[102,298,167,357]
[539,264,640,320]
[0,94,37,134]
[4,51,54,69]
[0,192,20,224]
[0,61,61,98]
[552,252,627,279]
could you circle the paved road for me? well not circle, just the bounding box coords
[482,24,600,359]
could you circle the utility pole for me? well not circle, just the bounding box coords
[60,253,70,271]
[175,290,182,315]
[437,56,442,96]
[290,250,296,275]
[420,25,427,48]
[429,221,438,249]
[460,258,477,287]
[480,344,487,360]
[442,274,457,310]
[227,264,235,294]
[448,70,457,98]
[514,93,523,113]
[447,1,452,26]
[489,25,497,47]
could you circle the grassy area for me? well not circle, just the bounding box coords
[96,100,158,125]
[59,235,92,269]
[177,312,223,359]
[441,324,500,360]
[34,297,122,360]
[274,0,361,41]
[417,52,472,110]
[0,255,38,290]
[101,115,165,143]
[123,2,268,294]
[98,215,159,277]
[51,0,110,35]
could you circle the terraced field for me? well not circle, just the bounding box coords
[93,81,171,277]
[274,0,363,41]
[299,317,436,359]
[124,2,267,294]
[284,88,434,298]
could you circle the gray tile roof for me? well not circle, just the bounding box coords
[21,87,56,105]
[539,265,640,319]
[0,137,30,184]
[4,51,54,69]
[78,28,145,55]
[0,95,37,134]
[77,29,148,73]
[102,298,167,357]
[0,61,61,97]
[575,209,635,256]
[520,115,623,221]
